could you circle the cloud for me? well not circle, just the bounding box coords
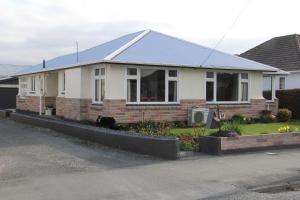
[0,0,300,65]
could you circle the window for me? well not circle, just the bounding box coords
[126,68,178,103]
[241,73,249,101]
[206,72,249,102]
[206,72,214,102]
[279,77,285,90]
[93,67,105,103]
[61,72,66,94]
[30,76,36,92]
[217,73,239,101]
[263,76,273,100]
[19,77,28,98]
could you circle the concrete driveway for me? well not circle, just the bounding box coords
[1,118,300,200]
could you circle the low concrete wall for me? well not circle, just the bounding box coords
[199,133,300,155]
[10,113,180,160]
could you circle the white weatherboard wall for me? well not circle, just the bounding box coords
[285,72,300,89]
[65,68,82,98]
[106,64,125,100]
[250,72,264,99]
[180,68,205,99]
[80,66,92,99]
[45,73,58,97]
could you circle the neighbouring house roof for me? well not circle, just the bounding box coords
[240,34,300,71]
[0,64,25,79]
[16,29,281,76]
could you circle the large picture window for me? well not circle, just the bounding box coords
[93,67,105,103]
[126,68,178,104]
[206,71,249,103]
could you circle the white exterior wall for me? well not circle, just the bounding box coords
[18,64,267,101]
[65,68,82,98]
[44,73,58,97]
[180,68,205,99]
[250,72,264,99]
[265,72,300,91]
[19,74,43,97]
[105,64,126,99]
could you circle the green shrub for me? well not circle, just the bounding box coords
[220,121,242,134]
[231,114,245,124]
[277,108,292,122]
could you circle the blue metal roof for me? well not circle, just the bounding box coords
[17,29,280,76]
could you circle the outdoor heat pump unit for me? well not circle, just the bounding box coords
[188,108,209,126]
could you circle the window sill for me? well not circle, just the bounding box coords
[126,104,180,110]
[206,101,251,105]
[90,103,103,110]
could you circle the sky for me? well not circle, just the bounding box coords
[1,0,300,66]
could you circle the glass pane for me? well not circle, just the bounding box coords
[62,72,65,91]
[127,79,137,102]
[127,68,137,76]
[100,68,105,76]
[94,79,99,102]
[206,81,214,101]
[241,82,248,101]
[206,72,214,78]
[168,70,177,77]
[263,76,272,100]
[241,73,248,79]
[217,73,238,101]
[279,77,285,90]
[95,69,99,76]
[168,81,177,102]
[100,79,105,101]
[140,69,165,102]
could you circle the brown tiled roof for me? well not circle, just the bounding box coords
[240,34,300,71]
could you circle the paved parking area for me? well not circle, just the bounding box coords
[1,118,300,200]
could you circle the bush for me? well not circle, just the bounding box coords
[277,108,292,122]
[220,121,242,134]
[231,114,245,124]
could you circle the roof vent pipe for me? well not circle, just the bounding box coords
[43,59,46,68]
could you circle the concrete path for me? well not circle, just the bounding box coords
[0,118,300,199]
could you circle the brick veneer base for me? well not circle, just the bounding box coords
[16,96,56,113]
[18,96,277,123]
[200,133,300,155]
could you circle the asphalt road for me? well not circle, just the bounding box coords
[0,118,300,200]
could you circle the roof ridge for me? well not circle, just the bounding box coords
[104,29,151,60]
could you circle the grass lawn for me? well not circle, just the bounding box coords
[170,120,300,137]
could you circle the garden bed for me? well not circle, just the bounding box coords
[199,133,300,155]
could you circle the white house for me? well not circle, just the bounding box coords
[15,30,283,123]
[240,34,300,94]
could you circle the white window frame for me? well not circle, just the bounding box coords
[125,66,180,105]
[205,71,251,104]
[30,76,36,93]
[263,75,276,102]
[279,76,285,90]
[19,77,28,99]
[240,73,249,102]
[61,71,66,94]
[92,67,106,104]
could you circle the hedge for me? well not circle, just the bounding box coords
[276,89,300,119]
